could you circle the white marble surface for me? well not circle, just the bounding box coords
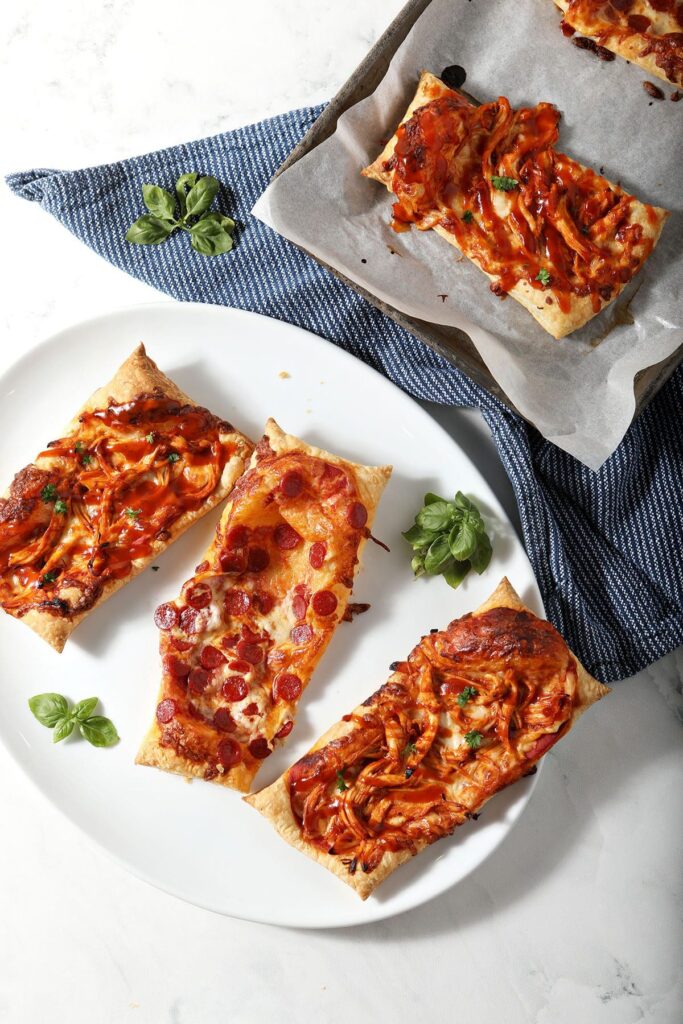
[0,2,681,1022]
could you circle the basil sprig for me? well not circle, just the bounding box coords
[126,173,235,257]
[403,491,492,589]
[28,693,119,747]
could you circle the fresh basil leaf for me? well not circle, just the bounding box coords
[417,500,453,533]
[449,518,478,561]
[424,534,452,575]
[79,716,119,747]
[190,215,234,257]
[142,184,176,221]
[423,492,446,506]
[53,717,75,743]
[176,172,199,217]
[184,175,219,219]
[454,491,476,513]
[402,523,435,548]
[443,559,471,590]
[469,531,493,574]
[28,693,70,728]
[411,553,426,577]
[72,697,99,722]
[126,215,175,246]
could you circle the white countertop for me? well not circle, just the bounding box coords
[1,2,681,1022]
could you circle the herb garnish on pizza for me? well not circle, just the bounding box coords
[136,419,391,791]
[247,578,609,899]
[0,344,252,652]
[363,71,668,339]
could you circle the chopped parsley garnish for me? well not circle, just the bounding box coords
[40,483,57,503]
[80,453,93,466]
[336,770,348,792]
[535,268,551,286]
[402,742,418,757]
[145,432,155,443]
[40,570,59,585]
[464,730,483,750]
[462,210,473,223]
[457,686,478,708]
[167,452,181,463]
[124,507,142,519]
[74,441,85,454]
[491,175,518,192]
[54,499,68,515]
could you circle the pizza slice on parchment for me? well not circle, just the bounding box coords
[247,578,609,899]
[136,419,391,792]
[554,0,683,86]
[363,71,668,339]
[0,344,252,652]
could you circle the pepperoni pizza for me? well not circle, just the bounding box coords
[363,71,668,339]
[247,578,609,899]
[0,345,252,652]
[136,419,392,792]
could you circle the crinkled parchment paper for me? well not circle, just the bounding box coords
[253,0,682,468]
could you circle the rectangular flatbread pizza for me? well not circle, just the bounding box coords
[362,71,668,339]
[136,419,392,792]
[554,0,683,85]
[0,344,252,652]
[247,578,609,899]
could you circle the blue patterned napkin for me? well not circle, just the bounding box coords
[7,106,683,682]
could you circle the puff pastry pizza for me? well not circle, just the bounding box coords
[555,0,683,85]
[0,344,252,652]
[247,578,609,899]
[136,419,391,792]
[363,71,668,339]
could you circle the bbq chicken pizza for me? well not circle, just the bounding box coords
[0,344,252,652]
[555,0,683,85]
[248,578,609,899]
[136,419,391,792]
[363,71,668,339]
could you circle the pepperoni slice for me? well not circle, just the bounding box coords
[156,698,177,724]
[225,588,250,616]
[275,720,294,740]
[164,655,191,679]
[248,736,272,760]
[217,738,242,768]
[309,542,327,569]
[254,590,275,615]
[237,640,264,665]
[154,603,178,630]
[179,607,202,634]
[247,546,270,572]
[348,502,368,529]
[170,637,193,652]
[221,633,239,650]
[228,659,252,674]
[291,624,313,645]
[280,471,303,498]
[312,590,337,616]
[226,525,249,548]
[188,667,210,693]
[292,594,308,621]
[222,676,248,702]
[273,673,303,702]
[220,550,246,574]
[200,645,226,669]
[274,523,302,549]
[243,702,260,717]
[195,559,210,573]
[186,583,212,609]
[322,463,345,489]
[213,707,236,732]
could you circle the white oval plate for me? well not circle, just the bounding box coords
[0,303,540,928]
